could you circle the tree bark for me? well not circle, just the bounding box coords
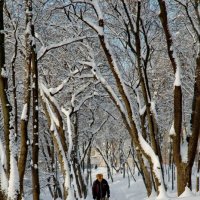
[18,0,33,198]
[157,0,200,195]
[31,32,40,199]
[0,0,11,180]
[40,87,69,199]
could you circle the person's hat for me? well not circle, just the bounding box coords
[96,173,103,179]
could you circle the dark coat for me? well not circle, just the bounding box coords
[92,179,110,200]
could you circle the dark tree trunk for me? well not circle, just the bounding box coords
[31,31,40,199]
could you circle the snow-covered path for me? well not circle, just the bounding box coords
[40,166,200,200]
[86,167,200,200]
[86,167,146,200]
[109,176,146,200]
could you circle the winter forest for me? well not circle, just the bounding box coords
[0,0,200,200]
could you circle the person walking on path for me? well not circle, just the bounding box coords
[92,173,110,200]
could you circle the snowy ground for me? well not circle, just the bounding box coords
[85,167,200,200]
[39,166,200,200]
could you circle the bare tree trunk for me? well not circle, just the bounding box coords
[86,146,91,185]
[4,4,19,138]
[71,112,87,199]
[40,87,69,199]
[18,0,33,198]
[158,0,200,195]
[31,32,40,199]
[97,15,163,197]
[0,0,10,180]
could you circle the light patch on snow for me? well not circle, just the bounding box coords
[179,187,195,198]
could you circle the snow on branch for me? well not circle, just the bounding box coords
[46,101,60,128]
[61,107,73,158]
[21,103,28,120]
[172,48,182,86]
[83,17,104,36]
[79,51,130,127]
[8,155,19,200]
[0,139,8,192]
[169,121,175,136]
[80,116,109,163]
[136,89,146,116]
[49,78,70,95]
[40,85,73,199]
[71,82,91,107]
[92,65,129,123]
[37,36,86,61]
[0,139,7,168]
[138,133,167,198]
[72,0,103,20]
[39,82,61,114]
[74,93,96,112]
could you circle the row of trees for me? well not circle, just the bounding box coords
[0,0,200,199]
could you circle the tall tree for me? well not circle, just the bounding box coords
[158,0,200,195]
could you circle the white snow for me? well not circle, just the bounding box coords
[172,49,181,86]
[37,36,86,60]
[1,67,8,78]
[21,103,28,120]
[82,167,200,200]
[0,139,8,192]
[92,0,103,20]
[138,133,167,197]
[169,121,176,136]
[179,187,195,198]
[61,107,73,158]
[180,141,188,163]
[34,164,38,169]
[139,105,146,116]
[8,155,19,200]
[150,101,158,120]
[174,65,181,86]
[84,18,104,35]
[0,139,6,167]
